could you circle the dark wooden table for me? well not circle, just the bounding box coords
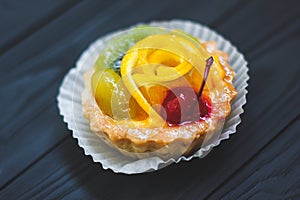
[1,0,299,199]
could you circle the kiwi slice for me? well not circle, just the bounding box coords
[95,26,169,73]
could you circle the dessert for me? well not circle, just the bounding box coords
[82,26,237,158]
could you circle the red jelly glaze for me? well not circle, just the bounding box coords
[160,87,212,126]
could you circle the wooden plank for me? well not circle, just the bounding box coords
[0,137,84,200]
[147,0,243,24]
[0,0,120,80]
[249,17,300,60]
[207,117,300,199]
[0,0,243,190]
[0,0,80,54]
[215,0,300,54]
[0,0,124,187]
[1,68,62,139]
[0,0,241,81]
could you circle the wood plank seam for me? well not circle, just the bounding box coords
[211,0,253,28]
[0,0,139,80]
[249,18,300,60]
[0,1,81,55]
[0,136,68,191]
[14,148,87,200]
[245,13,300,59]
[203,114,300,200]
[241,76,299,126]
[0,75,62,143]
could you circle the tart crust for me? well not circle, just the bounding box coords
[82,40,237,159]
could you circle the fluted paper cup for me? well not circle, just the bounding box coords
[57,20,249,174]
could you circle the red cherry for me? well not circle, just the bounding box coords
[160,56,214,126]
[160,87,212,125]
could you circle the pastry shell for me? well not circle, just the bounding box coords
[82,39,236,159]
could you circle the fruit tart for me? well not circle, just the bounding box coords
[82,26,237,159]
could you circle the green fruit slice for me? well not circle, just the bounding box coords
[94,26,169,72]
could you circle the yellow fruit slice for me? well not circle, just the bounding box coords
[91,69,119,117]
[91,30,234,128]
[120,33,210,122]
[91,69,146,120]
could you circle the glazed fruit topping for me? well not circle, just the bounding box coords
[160,87,212,125]
[160,57,214,125]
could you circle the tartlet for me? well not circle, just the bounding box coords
[82,26,237,159]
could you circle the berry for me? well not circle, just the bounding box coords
[160,87,211,125]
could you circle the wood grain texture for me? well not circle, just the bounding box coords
[0,0,122,187]
[0,0,80,54]
[0,0,242,190]
[213,0,300,51]
[0,0,300,199]
[208,117,300,200]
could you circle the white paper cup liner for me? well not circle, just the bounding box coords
[57,19,249,174]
